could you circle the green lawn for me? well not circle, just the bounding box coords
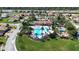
[0,18,9,23]
[16,35,79,51]
[0,36,6,45]
[0,18,16,23]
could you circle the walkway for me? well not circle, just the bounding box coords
[70,21,79,29]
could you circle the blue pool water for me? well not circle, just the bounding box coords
[33,26,49,39]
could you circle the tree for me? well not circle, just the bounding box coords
[49,32,57,39]
[57,13,66,25]
[18,32,23,36]
[65,21,77,38]
[28,13,37,21]
[41,39,45,42]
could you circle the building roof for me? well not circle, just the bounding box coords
[34,20,53,25]
[0,30,5,36]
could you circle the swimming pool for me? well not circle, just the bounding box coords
[33,26,49,39]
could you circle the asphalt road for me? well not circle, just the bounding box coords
[5,23,21,51]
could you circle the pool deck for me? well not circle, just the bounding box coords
[30,25,53,39]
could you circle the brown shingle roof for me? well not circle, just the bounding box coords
[34,20,53,25]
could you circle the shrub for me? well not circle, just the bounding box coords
[49,32,57,39]
[57,14,66,24]
[65,21,77,38]
[41,39,45,42]
[18,32,23,36]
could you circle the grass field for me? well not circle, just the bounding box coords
[0,18,9,23]
[16,35,79,51]
[0,36,6,45]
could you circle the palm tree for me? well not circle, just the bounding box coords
[41,26,44,38]
[35,33,38,39]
